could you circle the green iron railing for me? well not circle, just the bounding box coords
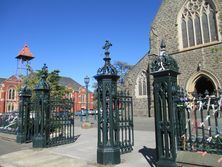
[46,98,75,147]
[176,92,222,154]
[16,64,76,147]
[116,91,134,154]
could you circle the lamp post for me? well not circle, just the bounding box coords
[84,75,90,122]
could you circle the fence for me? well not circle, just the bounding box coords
[46,98,75,147]
[176,92,222,154]
[0,111,19,134]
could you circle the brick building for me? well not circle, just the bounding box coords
[60,77,94,112]
[0,76,21,112]
[125,0,222,117]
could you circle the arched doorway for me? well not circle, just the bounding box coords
[195,76,216,96]
[186,70,220,98]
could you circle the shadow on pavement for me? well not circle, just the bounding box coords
[139,146,157,167]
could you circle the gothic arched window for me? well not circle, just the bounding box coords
[136,71,147,97]
[180,0,219,49]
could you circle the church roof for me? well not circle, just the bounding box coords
[59,76,82,91]
[16,44,34,60]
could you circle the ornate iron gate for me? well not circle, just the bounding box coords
[47,98,75,147]
[116,92,134,154]
[31,98,75,148]
[17,64,75,148]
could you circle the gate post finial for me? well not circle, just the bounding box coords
[151,40,179,73]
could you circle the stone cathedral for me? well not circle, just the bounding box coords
[125,0,222,116]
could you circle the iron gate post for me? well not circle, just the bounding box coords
[32,64,50,148]
[16,83,32,143]
[94,40,120,165]
[175,88,186,149]
[150,41,179,167]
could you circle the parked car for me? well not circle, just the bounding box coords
[88,110,98,115]
[74,110,86,116]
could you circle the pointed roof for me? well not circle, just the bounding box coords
[59,76,82,91]
[16,44,34,60]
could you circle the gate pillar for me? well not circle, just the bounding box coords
[150,41,179,167]
[94,40,120,165]
[32,64,50,148]
[16,82,32,143]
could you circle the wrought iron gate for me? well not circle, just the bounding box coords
[116,92,134,154]
[17,64,75,148]
[46,98,75,147]
[32,88,75,147]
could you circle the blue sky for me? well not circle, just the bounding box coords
[0,0,162,89]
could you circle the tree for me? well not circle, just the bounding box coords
[114,61,133,90]
[22,68,70,99]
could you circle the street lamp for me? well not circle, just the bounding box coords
[84,75,90,122]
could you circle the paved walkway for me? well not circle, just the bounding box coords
[1,116,222,167]
[0,126,156,167]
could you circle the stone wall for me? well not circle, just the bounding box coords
[125,0,222,117]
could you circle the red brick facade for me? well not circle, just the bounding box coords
[0,76,21,113]
[72,87,94,112]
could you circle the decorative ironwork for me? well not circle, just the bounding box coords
[97,40,118,75]
[46,98,75,147]
[150,40,179,73]
[16,83,33,143]
[176,91,222,154]
[32,64,50,148]
[94,41,121,165]
[116,91,134,154]
[150,41,179,167]
[102,40,112,53]
[95,41,134,165]
[31,64,75,148]
[35,63,49,90]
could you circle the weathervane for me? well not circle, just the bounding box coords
[102,40,112,52]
